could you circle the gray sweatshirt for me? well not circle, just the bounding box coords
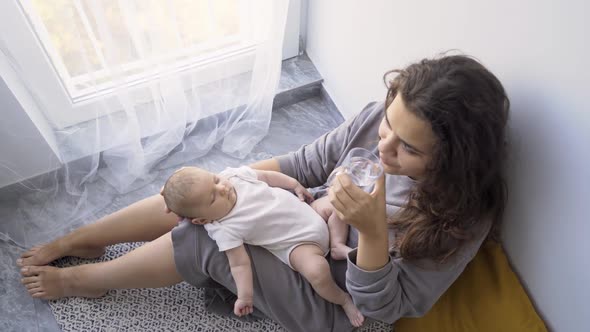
[276,101,491,323]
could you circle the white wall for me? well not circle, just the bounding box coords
[306,1,589,331]
[283,0,301,59]
[0,49,60,188]
[0,78,60,188]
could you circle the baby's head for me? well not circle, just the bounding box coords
[161,167,237,224]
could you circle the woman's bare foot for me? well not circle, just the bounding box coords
[20,265,107,300]
[342,294,365,327]
[330,244,353,261]
[17,235,105,267]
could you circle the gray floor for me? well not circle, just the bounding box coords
[0,95,344,332]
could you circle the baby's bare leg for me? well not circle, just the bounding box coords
[20,232,182,300]
[310,196,332,221]
[18,194,178,267]
[327,212,354,260]
[313,196,353,260]
[289,244,364,327]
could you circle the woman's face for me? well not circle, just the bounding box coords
[378,94,437,180]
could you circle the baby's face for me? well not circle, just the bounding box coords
[187,169,237,222]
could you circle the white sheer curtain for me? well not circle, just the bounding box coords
[0,0,289,246]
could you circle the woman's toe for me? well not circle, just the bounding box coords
[28,286,42,294]
[25,282,40,290]
[20,247,37,258]
[21,276,38,285]
[21,246,42,258]
[21,266,44,277]
[20,267,34,277]
[28,286,43,294]
[31,291,47,299]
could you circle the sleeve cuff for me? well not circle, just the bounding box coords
[346,248,394,284]
[218,241,244,252]
[275,154,296,178]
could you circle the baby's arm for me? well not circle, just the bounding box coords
[254,170,314,202]
[225,245,254,317]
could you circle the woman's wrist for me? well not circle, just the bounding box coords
[356,226,390,271]
[357,222,388,240]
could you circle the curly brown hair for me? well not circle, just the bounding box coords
[384,54,510,263]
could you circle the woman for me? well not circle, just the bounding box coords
[18,54,509,331]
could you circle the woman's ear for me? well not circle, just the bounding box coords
[190,218,209,225]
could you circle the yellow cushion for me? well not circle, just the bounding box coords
[394,241,548,332]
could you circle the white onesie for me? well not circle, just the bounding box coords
[203,166,329,269]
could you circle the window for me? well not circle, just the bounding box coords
[26,0,251,103]
[1,0,299,128]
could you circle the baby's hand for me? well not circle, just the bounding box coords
[234,298,254,317]
[294,183,314,204]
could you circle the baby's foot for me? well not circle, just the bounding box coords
[20,265,107,300]
[330,245,353,261]
[342,294,364,327]
[17,236,105,267]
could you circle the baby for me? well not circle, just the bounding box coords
[160,166,364,327]
[310,196,354,261]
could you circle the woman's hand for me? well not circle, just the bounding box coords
[327,173,387,237]
[329,173,389,270]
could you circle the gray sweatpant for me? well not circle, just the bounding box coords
[171,221,354,332]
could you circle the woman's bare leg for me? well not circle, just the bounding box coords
[20,232,182,300]
[18,194,178,266]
